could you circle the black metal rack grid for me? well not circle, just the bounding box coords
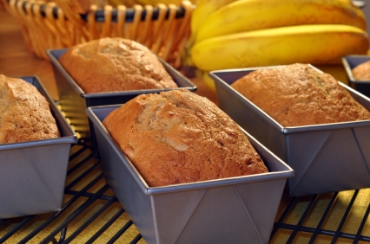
[0,140,369,244]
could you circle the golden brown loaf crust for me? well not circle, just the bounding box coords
[103,89,268,187]
[59,37,178,94]
[352,60,370,81]
[231,63,370,127]
[0,75,59,144]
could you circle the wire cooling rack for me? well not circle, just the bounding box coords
[0,140,369,243]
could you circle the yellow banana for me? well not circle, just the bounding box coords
[190,0,239,38]
[135,0,196,5]
[202,71,216,92]
[191,24,369,71]
[182,0,238,66]
[195,0,367,43]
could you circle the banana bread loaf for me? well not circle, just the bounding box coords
[59,37,178,94]
[352,60,370,81]
[231,63,370,127]
[0,75,59,143]
[102,89,268,187]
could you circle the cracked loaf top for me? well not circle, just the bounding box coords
[102,89,268,187]
[0,75,59,143]
[232,63,370,127]
[59,37,178,94]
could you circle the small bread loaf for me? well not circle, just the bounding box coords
[103,89,268,187]
[231,63,370,127]
[0,75,59,143]
[352,60,370,81]
[59,37,178,93]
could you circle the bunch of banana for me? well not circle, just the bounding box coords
[183,0,369,90]
[194,0,367,43]
[192,24,368,70]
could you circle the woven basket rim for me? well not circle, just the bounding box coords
[8,0,192,22]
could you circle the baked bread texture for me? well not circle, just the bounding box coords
[231,63,370,127]
[59,37,178,93]
[102,89,268,187]
[352,60,370,81]
[0,75,59,144]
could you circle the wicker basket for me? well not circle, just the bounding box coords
[2,0,193,68]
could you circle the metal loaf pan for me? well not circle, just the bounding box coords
[209,65,370,197]
[86,104,294,244]
[342,55,370,97]
[0,76,77,219]
[46,49,197,141]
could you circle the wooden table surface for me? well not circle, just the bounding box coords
[0,8,58,99]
